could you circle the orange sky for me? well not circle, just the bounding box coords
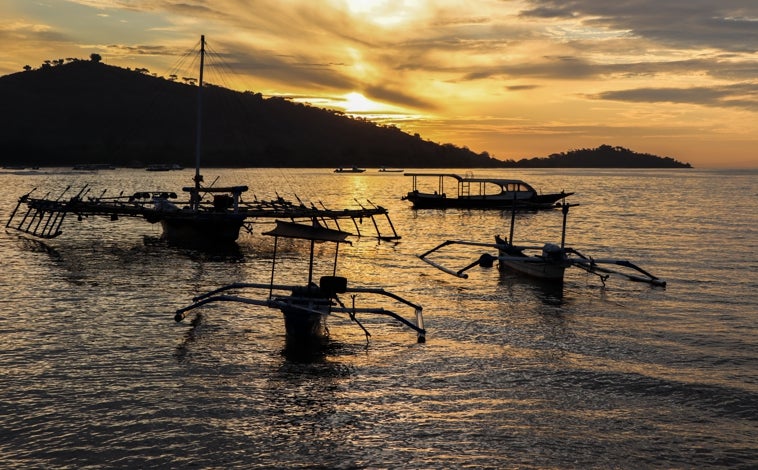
[2,0,756,168]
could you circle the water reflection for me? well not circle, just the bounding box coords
[174,305,364,366]
[497,268,565,306]
[281,335,333,363]
[11,233,62,259]
[173,312,206,363]
[2,168,755,469]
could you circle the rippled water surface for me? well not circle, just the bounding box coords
[1,167,756,468]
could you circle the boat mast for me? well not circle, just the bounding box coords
[560,202,569,249]
[192,34,205,209]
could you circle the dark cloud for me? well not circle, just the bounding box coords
[592,82,758,111]
[521,0,758,52]
[105,44,178,55]
[453,54,758,87]
[208,44,357,92]
[506,85,539,91]
[463,56,599,81]
[364,84,437,111]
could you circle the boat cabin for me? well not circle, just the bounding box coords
[406,173,538,200]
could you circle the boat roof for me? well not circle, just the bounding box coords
[404,173,529,185]
[262,220,352,244]
[181,185,249,193]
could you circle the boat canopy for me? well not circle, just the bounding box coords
[404,173,538,195]
[181,185,249,194]
[405,173,534,187]
[263,220,352,244]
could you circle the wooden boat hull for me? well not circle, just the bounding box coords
[282,307,327,339]
[404,192,568,209]
[158,211,246,245]
[278,294,334,339]
[497,239,569,281]
[499,259,566,281]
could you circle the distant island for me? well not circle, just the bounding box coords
[0,57,691,169]
[503,145,692,168]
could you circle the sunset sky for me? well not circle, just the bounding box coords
[2,1,756,168]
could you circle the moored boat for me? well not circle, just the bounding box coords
[146,163,183,171]
[175,219,426,347]
[419,202,666,287]
[403,173,572,209]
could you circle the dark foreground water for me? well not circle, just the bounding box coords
[0,167,756,469]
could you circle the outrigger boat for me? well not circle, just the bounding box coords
[418,202,666,287]
[6,36,401,246]
[175,219,426,346]
[403,173,573,210]
[6,184,399,245]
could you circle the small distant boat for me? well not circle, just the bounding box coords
[146,163,183,171]
[334,166,366,173]
[419,202,666,287]
[175,219,426,348]
[379,167,404,173]
[72,163,116,171]
[402,173,572,209]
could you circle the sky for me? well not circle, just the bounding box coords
[2,1,756,168]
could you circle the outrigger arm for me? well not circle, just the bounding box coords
[418,239,666,287]
[567,251,666,287]
[419,240,501,278]
[175,282,427,342]
[419,239,547,279]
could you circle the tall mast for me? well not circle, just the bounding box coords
[193,34,205,207]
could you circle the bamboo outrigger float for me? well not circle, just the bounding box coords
[175,219,426,346]
[419,202,666,288]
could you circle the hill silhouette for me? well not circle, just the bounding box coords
[0,59,691,169]
[0,59,499,168]
[502,145,692,168]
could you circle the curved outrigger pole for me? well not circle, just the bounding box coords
[175,219,426,344]
[418,202,665,288]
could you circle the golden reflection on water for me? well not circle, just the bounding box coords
[0,168,756,468]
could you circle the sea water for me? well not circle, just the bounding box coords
[0,167,755,468]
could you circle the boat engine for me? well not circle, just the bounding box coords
[542,243,566,262]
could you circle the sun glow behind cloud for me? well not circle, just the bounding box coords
[342,92,384,112]
[344,0,421,27]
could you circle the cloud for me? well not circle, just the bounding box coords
[4,0,757,166]
[520,0,758,52]
[591,82,758,111]
[363,84,437,111]
[0,20,69,42]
